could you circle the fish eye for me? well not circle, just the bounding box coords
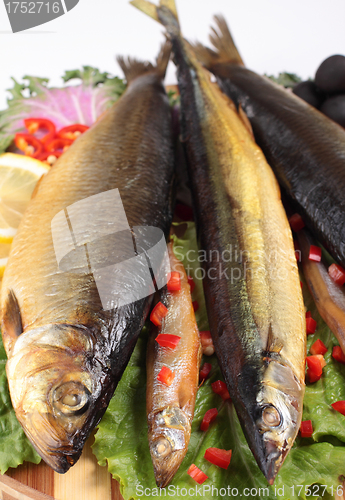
[262,405,281,427]
[152,438,172,459]
[53,382,90,416]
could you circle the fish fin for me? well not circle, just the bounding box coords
[117,41,171,83]
[238,104,255,141]
[130,0,180,36]
[1,289,23,354]
[192,42,220,69]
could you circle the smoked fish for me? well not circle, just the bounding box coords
[0,44,175,473]
[131,0,306,484]
[194,16,345,268]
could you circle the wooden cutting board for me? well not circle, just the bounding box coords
[0,434,123,500]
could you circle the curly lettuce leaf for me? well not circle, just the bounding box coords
[93,222,345,500]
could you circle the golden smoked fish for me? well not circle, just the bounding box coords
[146,242,201,487]
[0,44,175,473]
[131,0,306,483]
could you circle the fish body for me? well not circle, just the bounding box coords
[146,242,201,487]
[131,0,306,483]
[194,16,345,268]
[0,46,175,473]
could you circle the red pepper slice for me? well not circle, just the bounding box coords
[300,420,313,438]
[199,362,212,382]
[187,464,208,485]
[167,272,181,292]
[37,150,62,166]
[150,302,168,327]
[328,263,345,286]
[24,118,56,144]
[211,380,231,401]
[187,276,195,293]
[306,317,317,335]
[310,339,327,356]
[192,301,199,312]
[57,124,89,141]
[306,311,311,318]
[309,245,322,262]
[200,408,218,431]
[332,346,345,364]
[14,133,44,159]
[204,448,232,469]
[175,203,194,221]
[306,355,323,383]
[331,400,345,416]
[155,333,181,349]
[199,331,214,356]
[289,213,305,232]
[157,366,175,386]
[46,138,73,153]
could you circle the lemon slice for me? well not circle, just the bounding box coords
[0,153,49,244]
[0,242,12,278]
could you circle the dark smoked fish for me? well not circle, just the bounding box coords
[0,44,175,473]
[193,16,345,268]
[131,0,305,484]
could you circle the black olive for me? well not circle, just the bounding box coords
[315,55,345,94]
[320,94,345,128]
[293,81,325,108]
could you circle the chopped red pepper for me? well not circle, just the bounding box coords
[155,333,181,349]
[24,118,56,144]
[332,346,345,364]
[167,272,181,292]
[289,213,305,232]
[14,133,44,159]
[211,380,231,401]
[175,203,194,221]
[199,362,212,382]
[157,366,175,386]
[310,339,327,356]
[328,263,345,286]
[37,150,62,166]
[306,311,311,318]
[200,408,218,431]
[199,331,214,356]
[187,464,208,484]
[204,448,232,469]
[192,301,199,312]
[309,245,322,262]
[300,420,313,438]
[300,281,303,288]
[187,276,195,293]
[306,317,317,335]
[150,302,168,327]
[46,137,73,153]
[57,124,89,141]
[306,355,323,383]
[331,401,345,416]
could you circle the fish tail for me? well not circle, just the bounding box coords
[117,40,171,83]
[130,0,180,36]
[193,15,244,68]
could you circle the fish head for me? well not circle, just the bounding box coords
[6,324,106,473]
[148,405,191,488]
[253,360,304,484]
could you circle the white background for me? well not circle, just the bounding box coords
[0,0,345,109]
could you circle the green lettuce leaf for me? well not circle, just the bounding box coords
[93,223,345,500]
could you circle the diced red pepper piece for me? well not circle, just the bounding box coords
[187,464,208,485]
[57,124,89,140]
[289,213,305,232]
[310,339,327,356]
[150,302,168,327]
[306,317,317,335]
[204,448,232,469]
[14,133,44,159]
[155,333,181,349]
[328,263,345,286]
[167,271,181,292]
[300,420,313,438]
[200,331,214,356]
[306,355,323,383]
[24,118,56,144]
[306,311,311,318]
[331,401,345,416]
[332,346,345,364]
[46,138,73,153]
[175,203,194,221]
[300,281,303,288]
[309,245,322,262]
[199,362,212,382]
[211,380,231,401]
[315,354,326,368]
[157,366,175,386]
[187,276,195,293]
[200,408,218,431]
[193,301,199,312]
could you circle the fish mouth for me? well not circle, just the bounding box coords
[150,438,188,488]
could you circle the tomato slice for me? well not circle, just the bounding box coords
[157,366,175,386]
[211,380,231,401]
[200,408,218,431]
[187,464,208,484]
[300,420,313,438]
[328,263,345,286]
[199,362,212,382]
[331,401,345,416]
[150,302,169,327]
[155,333,181,349]
[167,272,181,292]
[310,339,327,356]
[204,448,232,469]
